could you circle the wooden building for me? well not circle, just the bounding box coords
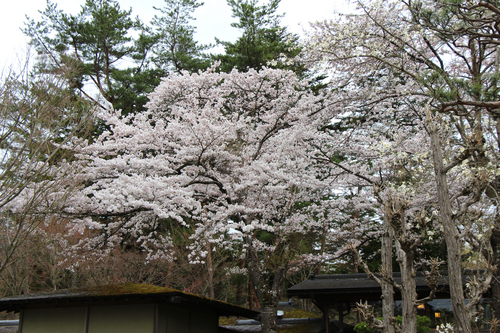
[0,284,259,333]
[287,271,491,333]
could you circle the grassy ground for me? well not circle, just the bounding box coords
[281,308,321,319]
[278,308,322,333]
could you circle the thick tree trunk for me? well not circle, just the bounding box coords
[248,280,254,310]
[381,220,396,333]
[244,237,284,333]
[245,238,264,304]
[261,306,278,333]
[260,266,286,333]
[387,196,420,333]
[316,227,328,275]
[428,121,471,333]
[395,242,418,333]
[236,284,243,303]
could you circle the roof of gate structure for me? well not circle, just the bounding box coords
[287,271,479,307]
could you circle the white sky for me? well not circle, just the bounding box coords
[0,0,350,69]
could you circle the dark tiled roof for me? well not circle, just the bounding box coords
[0,283,259,319]
[287,271,454,305]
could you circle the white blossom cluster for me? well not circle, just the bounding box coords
[61,66,335,293]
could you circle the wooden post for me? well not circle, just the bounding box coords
[314,301,329,333]
[323,306,329,333]
[83,306,90,333]
[337,303,344,333]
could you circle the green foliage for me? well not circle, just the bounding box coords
[24,0,147,114]
[354,320,374,333]
[255,230,275,244]
[416,315,432,333]
[24,0,317,117]
[409,0,500,105]
[24,0,214,115]
[214,0,305,75]
[150,0,211,74]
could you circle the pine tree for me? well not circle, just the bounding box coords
[150,0,210,74]
[24,0,158,115]
[214,0,304,74]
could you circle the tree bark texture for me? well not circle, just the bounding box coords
[245,236,285,333]
[395,241,418,333]
[261,306,277,333]
[428,121,471,333]
[388,198,417,333]
[381,219,396,333]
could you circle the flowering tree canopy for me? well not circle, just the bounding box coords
[302,0,500,332]
[64,66,330,331]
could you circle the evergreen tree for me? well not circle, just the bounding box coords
[150,0,210,74]
[214,0,304,74]
[24,0,159,115]
[24,0,212,115]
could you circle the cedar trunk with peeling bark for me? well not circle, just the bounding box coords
[429,122,471,333]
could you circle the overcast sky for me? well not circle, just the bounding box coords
[0,0,351,69]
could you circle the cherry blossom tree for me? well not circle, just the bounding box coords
[64,66,330,332]
[302,0,500,332]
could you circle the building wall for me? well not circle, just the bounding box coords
[20,302,219,333]
[160,304,218,333]
[88,304,155,333]
[163,305,189,332]
[187,308,218,333]
[21,307,86,333]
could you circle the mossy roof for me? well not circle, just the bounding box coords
[78,283,178,296]
[0,283,259,319]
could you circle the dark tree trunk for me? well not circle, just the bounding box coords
[244,237,285,333]
[381,220,396,333]
[206,241,214,298]
[396,242,417,333]
[261,306,277,333]
[429,121,471,333]
[236,284,243,303]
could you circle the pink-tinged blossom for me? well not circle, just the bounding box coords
[64,66,335,308]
